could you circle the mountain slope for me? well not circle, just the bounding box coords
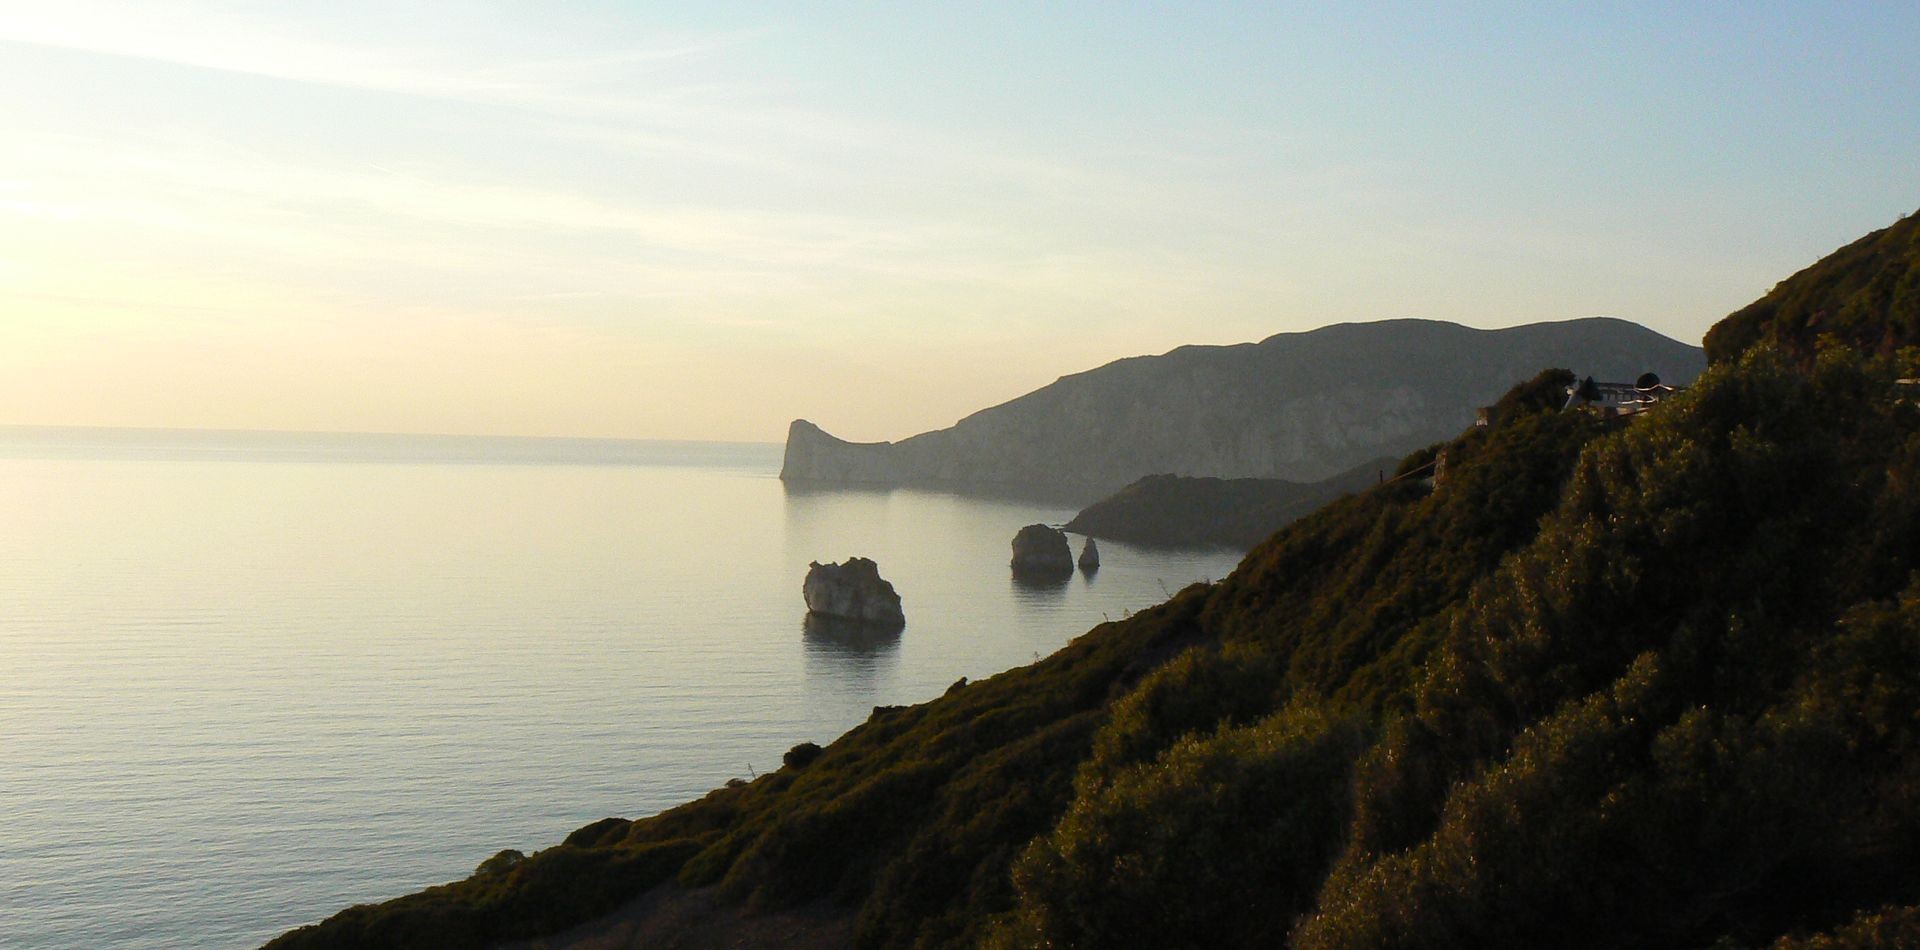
[782,317,1704,493]
[1704,209,1920,363]
[270,214,1920,950]
[273,344,1920,950]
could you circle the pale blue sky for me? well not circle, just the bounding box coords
[1,2,1915,441]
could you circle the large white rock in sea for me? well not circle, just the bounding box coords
[803,558,906,627]
[1011,524,1075,577]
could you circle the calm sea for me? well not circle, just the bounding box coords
[0,427,1241,948]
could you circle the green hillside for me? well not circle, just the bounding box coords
[1704,210,1920,362]
[271,218,1920,950]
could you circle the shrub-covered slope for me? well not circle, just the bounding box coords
[1704,209,1920,363]
[272,219,1920,950]
[1009,346,1920,950]
[269,366,1607,949]
[275,346,1920,950]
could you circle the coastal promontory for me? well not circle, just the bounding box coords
[1063,458,1387,550]
[779,317,1704,495]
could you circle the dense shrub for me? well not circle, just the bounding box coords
[782,742,824,770]
[1769,905,1920,949]
[1295,350,1920,949]
[997,705,1362,949]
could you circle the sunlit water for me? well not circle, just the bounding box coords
[0,428,1241,948]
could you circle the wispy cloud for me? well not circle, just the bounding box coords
[0,2,1222,219]
[0,2,749,113]
[0,1,1293,368]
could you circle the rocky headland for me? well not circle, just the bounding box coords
[1064,457,1390,550]
[780,317,1704,495]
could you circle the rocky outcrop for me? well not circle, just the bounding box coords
[780,317,1705,494]
[781,421,905,484]
[1077,537,1100,572]
[802,558,905,627]
[1011,525,1074,578]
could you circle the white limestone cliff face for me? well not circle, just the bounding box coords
[780,317,1707,493]
[781,421,910,483]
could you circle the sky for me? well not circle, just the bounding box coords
[1,2,1917,443]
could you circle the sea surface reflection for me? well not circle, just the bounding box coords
[0,430,1242,949]
[801,614,905,696]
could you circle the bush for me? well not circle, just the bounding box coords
[783,742,824,770]
[1000,705,1362,949]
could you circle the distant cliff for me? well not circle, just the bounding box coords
[780,317,1705,494]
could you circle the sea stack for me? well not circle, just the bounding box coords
[1078,537,1100,572]
[1011,524,1075,578]
[802,558,905,627]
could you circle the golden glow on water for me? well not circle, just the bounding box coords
[0,431,1239,948]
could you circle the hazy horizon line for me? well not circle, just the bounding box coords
[0,422,784,448]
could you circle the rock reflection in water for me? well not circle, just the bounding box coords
[1010,566,1073,595]
[801,614,903,695]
